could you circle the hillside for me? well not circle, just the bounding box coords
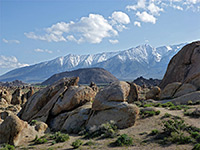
[41,67,118,85]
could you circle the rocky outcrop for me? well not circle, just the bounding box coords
[17,79,139,136]
[87,102,139,129]
[19,77,79,122]
[160,41,200,89]
[0,90,12,104]
[127,82,138,103]
[11,88,22,105]
[0,113,47,146]
[173,83,197,98]
[87,81,139,129]
[51,86,96,115]
[146,86,161,100]
[169,91,200,105]
[159,82,182,99]
[92,81,130,110]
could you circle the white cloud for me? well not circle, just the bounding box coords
[24,32,67,42]
[134,21,141,27]
[25,12,130,44]
[172,5,184,10]
[136,11,157,24]
[109,39,119,44]
[148,3,164,15]
[111,11,130,24]
[34,48,53,54]
[126,0,146,11]
[2,38,20,44]
[0,55,29,69]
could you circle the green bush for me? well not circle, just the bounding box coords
[161,102,174,107]
[71,139,83,149]
[149,129,159,136]
[193,144,200,150]
[84,121,118,139]
[34,138,48,144]
[50,132,70,143]
[84,140,95,146]
[0,144,15,150]
[163,113,172,118]
[113,134,133,146]
[140,110,160,118]
[166,132,192,144]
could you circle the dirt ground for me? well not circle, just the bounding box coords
[14,104,200,150]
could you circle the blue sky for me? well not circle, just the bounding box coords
[0,0,200,75]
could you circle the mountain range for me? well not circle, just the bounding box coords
[0,43,186,83]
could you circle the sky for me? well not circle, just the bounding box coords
[0,0,200,75]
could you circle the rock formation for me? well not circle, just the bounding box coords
[160,41,200,89]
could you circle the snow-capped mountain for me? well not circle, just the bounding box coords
[0,43,186,83]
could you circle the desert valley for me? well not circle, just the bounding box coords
[0,41,200,150]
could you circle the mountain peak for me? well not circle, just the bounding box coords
[0,43,186,83]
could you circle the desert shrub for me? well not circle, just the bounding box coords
[71,139,83,149]
[84,140,95,146]
[0,144,15,150]
[112,134,133,146]
[149,129,159,136]
[84,121,118,139]
[140,110,160,118]
[34,137,48,144]
[161,102,174,108]
[143,103,153,108]
[155,110,161,115]
[134,101,142,107]
[193,143,200,150]
[165,132,192,144]
[184,110,200,118]
[163,113,172,118]
[50,132,69,143]
[163,119,187,135]
[153,103,162,107]
[188,100,200,105]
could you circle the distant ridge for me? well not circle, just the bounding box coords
[0,43,186,83]
[41,67,118,85]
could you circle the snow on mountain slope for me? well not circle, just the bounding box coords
[0,43,186,83]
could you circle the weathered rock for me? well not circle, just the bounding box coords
[87,102,139,129]
[51,86,96,116]
[159,82,182,100]
[0,90,12,104]
[127,82,138,103]
[61,102,92,133]
[170,91,200,105]
[185,73,200,89]
[35,121,48,133]
[160,41,200,89]
[89,82,99,92]
[26,87,67,123]
[19,77,79,121]
[0,114,47,146]
[145,86,161,100]
[11,88,22,105]
[0,98,8,106]
[92,81,130,110]
[49,112,69,131]
[173,83,197,98]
